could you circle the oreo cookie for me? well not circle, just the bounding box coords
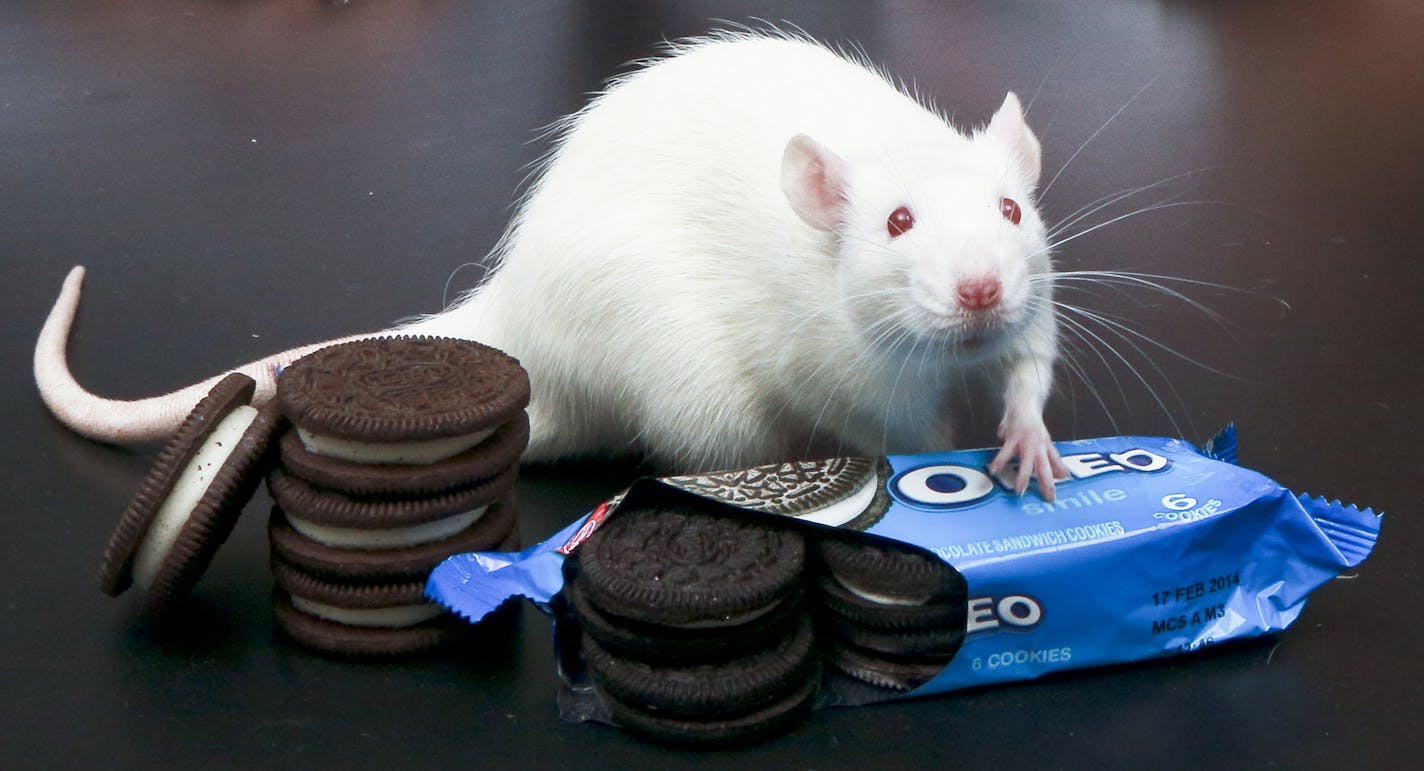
[275,411,530,496]
[98,373,281,616]
[271,588,478,658]
[266,463,518,535]
[571,504,806,627]
[661,457,891,530]
[815,532,964,604]
[265,469,520,656]
[562,574,805,665]
[818,609,966,659]
[596,661,819,749]
[267,501,519,582]
[270,556,470,657]
[812,570,964,632]
[278,336,529,464]
[581,613,818,718]
[822,639,947,693]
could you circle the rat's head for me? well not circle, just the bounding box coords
[782,93,1050,362]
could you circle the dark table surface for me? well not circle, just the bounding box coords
[4,1,1420,768]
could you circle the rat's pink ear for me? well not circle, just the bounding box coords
[985,92,1042,189]
[782,134,848,231]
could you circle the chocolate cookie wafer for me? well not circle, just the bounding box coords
[815,531,965,604]
[98,373,282,616]
[662,457,891,530]
[571,504,806,628]
[267,500,519,583]
[818,608,966,659]
[561,573,805,665]
[822,639,947,693]
[270,556,472,657]
[271,589,478,658]
[278,336,529,464]
[595,656,819,749]
[581,613,819,718]
[276,411,529,496]
[266,463,517,539]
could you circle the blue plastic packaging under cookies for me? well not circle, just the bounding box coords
[426,425,1381,706]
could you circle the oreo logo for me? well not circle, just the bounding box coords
[890,447,1172,511]
[890,464,995,510]
[967,594,1044,634]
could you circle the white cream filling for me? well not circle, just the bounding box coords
[297,426,495,465]
[792,473,879,527]
[291,595,444,628]
[287,505,488,549]
[840,579,931,607]
[132,406,259,589]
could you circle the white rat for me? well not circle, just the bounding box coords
[34,33,1069,498]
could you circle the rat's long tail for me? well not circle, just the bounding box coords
[34,266,379,444]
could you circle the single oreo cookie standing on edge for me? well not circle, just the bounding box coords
[277,335,530,464]
[98,373,282,616]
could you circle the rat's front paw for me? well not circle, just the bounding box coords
[989,415,1068,501]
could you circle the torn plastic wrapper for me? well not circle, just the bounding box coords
[426,426,1381,709]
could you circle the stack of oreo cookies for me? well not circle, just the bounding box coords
[809,531,968,696]
[265,336,530,657]
[561,504,820,748]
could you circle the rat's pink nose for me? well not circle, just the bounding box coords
[957,278,1002,311]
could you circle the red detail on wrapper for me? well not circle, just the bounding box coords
[556,501,612,555]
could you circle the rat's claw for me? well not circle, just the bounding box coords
[1014,455,1034,495]
[994,413,1063,501]
[989,444,1013,475]
[1030,442,1067,501]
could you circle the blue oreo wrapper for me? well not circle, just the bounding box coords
[426,426,1380,703]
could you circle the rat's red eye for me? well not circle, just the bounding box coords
[887,205,915,238]
[1000,197,1022,225]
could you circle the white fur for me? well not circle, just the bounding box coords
[35,34,1063,490]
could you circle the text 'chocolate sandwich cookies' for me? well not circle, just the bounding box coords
[268,336,530,657]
